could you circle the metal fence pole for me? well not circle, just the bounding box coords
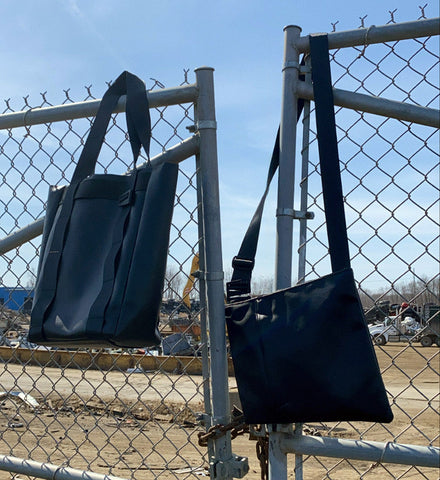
[270,24,302,480]
[297,57,312,284]
[195,120,216,464]
[194,67,233,480]
[275,24,302,289]
[293,58,313,480]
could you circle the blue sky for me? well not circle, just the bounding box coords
[0,1,438,287]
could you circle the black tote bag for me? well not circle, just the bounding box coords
[225,35,393,425]
[29,71,178,348]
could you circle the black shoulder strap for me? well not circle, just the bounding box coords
[72,71,150,184]
[309,34,350,272]
[225,129,281,301]
[227,34,350,303]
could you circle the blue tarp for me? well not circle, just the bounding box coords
[0,287,33,312]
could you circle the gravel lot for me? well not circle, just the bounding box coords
[0,343,438,479]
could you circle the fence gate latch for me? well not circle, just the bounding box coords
[210,454,249,478]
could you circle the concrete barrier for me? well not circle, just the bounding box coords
[0,346,235,376]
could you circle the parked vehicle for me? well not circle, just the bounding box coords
[416,316,440,347]
[369,315,421,346]
[369,313,440,347]
[364,300,391,325]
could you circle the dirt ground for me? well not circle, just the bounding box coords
[0,343,438,480]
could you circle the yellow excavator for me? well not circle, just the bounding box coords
[182,253,199,309]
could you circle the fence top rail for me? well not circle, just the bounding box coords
[295,17,440,53]
[0,83,198,131]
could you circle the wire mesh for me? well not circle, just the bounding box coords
[295,9,439,480]
[0,9,439,480]
[0,73,208,479]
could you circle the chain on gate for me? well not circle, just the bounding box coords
[198,406,268,480]
[197,406,325,479]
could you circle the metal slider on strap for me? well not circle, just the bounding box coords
[231,256,255,271]
[227,257,254,302]
[226,279,251,303]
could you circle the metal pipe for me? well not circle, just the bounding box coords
[194,67,232,480]
[293,58,313,480]
[0,218,45,256]
[281,434,440,468]
[275,24,302,290]
[196,217,216,464]
[0,84,198,130]
[297,58,312,284]
[296,17,440,53]
[0,454,127,480]
[139,134,199,166]
[194,97,216,462]
[0,135,199,255]
[268,429,288,480]
[296,82,440,128]
[270,24,303,480]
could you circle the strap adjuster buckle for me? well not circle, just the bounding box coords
[119,189,134,206]
[231,257,254,271]
[226,279,251,303]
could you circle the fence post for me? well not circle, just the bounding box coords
[297,56,312,285]
[196,182,215,462]
[275,24,302,289]
[270,24,303,480]
[194,67,233,480]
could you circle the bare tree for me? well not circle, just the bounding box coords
[164,264,184,300]
[252,276,274,295]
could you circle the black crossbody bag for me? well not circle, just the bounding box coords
[30,71,178,348]
[225,35,393,425]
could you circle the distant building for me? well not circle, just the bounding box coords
[0,287,33,313]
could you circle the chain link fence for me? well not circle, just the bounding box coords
[0,73,211,479]
[292,8,439,479]
[0,7,438,480]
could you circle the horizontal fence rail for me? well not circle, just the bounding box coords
[296,82,440,127]
[0,455,129,480]
[0,84,198,130]
[0,135,199,255]
[281,435,440,468]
